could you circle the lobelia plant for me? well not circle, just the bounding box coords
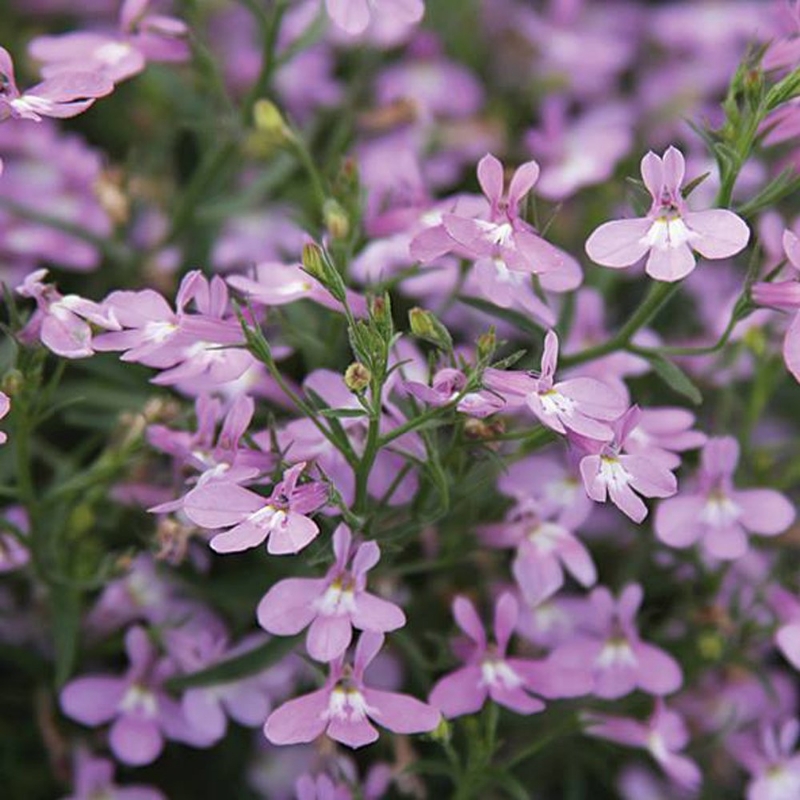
[5,1,800,799]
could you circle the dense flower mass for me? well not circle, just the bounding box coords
[4,1,800,799]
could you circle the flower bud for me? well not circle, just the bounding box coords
[1,369,23,396]
[344,362,371,393]
[301,242,326,282]
[409,307,453,351]
[323,198,350,240]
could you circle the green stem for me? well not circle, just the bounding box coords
[561,280,682,367]
[241,0,289,122]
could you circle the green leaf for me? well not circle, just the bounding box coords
[735,167,800,218]
[167,634,302,690]
[319,407,368,419]
[484,769,531,800]
[649,354,703,405]
[51,584,82,688]
[490,349,527,371]
[681,171,711,199]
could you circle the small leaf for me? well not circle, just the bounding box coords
[681,171,711,199]
[51,584,82,688]
[319,407,368,419]
[167,634,302,690]
[649,354,703,405]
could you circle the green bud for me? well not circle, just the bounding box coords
[428,716,452,743]
[344,362,371,393]
[301,243,326,282]
[252,99,291,142]
[323,198,350,240]
[409,307,453,351]
[1,369,23,396]
[697,631,724,661]
[477,327,497,361]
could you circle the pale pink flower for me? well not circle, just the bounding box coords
[183,462,328,555]
[577,406,678,523]
[752,229,800,383]
[483,330,627,441]
[585,701,702,791]
[428,593,590,718]
[585,146,750,281]
[264,631,440,748]
[654,437,795,560]
[0,47,113,122]
[257,524,405,662]
[0,391,8,446]
[325,0,425,36]
[550,584,683,700]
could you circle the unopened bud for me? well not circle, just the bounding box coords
[428,716,452,743]
[1,369,23,396]
[323,198,350,240]
[301,242,326,282]
[344,362,371,393]
[409,307,453,351]
[253,99,290,141]
[94,168,129,225]
[463,417,506,442]
[477,327,497,360]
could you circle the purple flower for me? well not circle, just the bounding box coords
[93,271,254,386]
[550,584,683,700]
[184,462,328,555]
[258,523,405,662]
[729,720,800,800]
[752,229,800,383]
[484,330,627,441]
[60,626,215,766]
[29,0,189,85]
[769,585,800,671]
[164,627,273,741]
[428,592,590,718]
[264,631,441,748]
[403,367,504,418]
[62,749,164,800]
[0,47,113,122]
[16,269,121,358]
[0,391,9,446]
[325,0,425,36]
[654,436,795,560]
[585,701,702,791]
[577,406,678,523]
[585,146,750,281]
[479,503,597,606]
[295,774,352,800]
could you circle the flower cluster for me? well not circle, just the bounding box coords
[4,1,800,799]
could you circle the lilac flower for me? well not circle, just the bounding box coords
[60,626,214,765]
[585,146,750,281]
[16,269,120,358]
[295,774,351,800]
[264,631,441,748]
[729,720,800,800]
[184,462,328,555]
[164,626,273,741]
[526,98,633,201]
[93,271,254,386]
[752,229,800,383]
[403,367,504,418]
[62,749,164,800]
[0,391,8,446]
[29,0,189,85]
[325,0,425,36]
[577,406,678,523]
[479,502,597,606]
[620,406,707,471]
[769,586,800,671]
[428,592,590,718]
[550,584,683,700]
[655,437,795,560]
[433,153,569,276]
[258,524,405,662]
[484,330,627,441]
[585,701,702,791]
[0,47,113,122]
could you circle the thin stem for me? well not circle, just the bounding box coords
[561,280,682,367]
[241,0,289,122]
